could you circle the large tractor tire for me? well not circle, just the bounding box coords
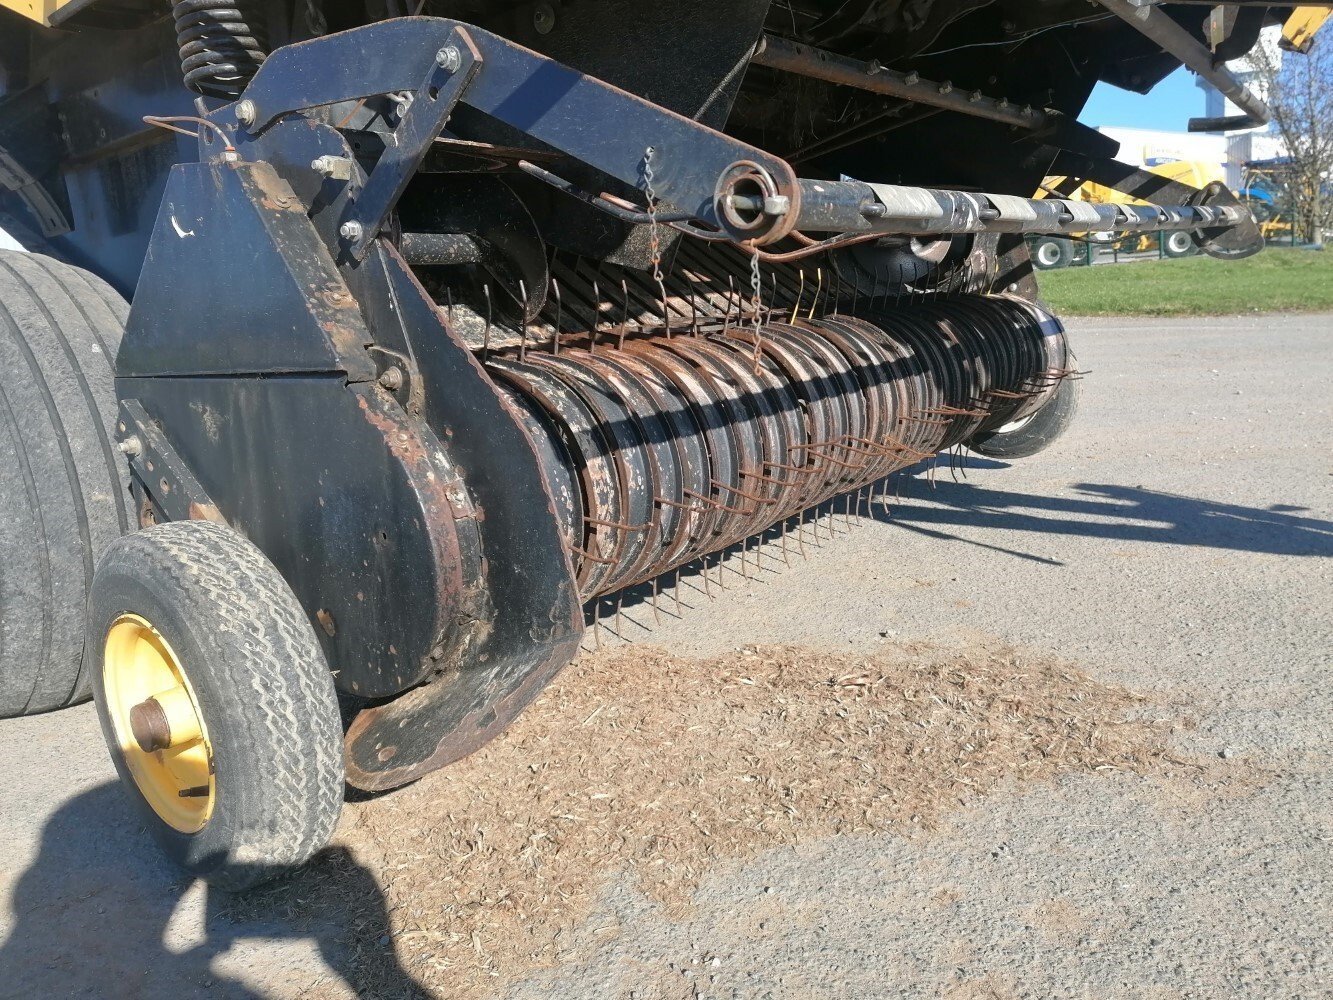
[89,520,344,890]
[967,366,1082,460]
[0,251,129,718]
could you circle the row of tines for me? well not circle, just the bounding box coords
[489,295,1071,600]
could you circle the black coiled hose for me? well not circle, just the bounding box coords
[172,0,268,99]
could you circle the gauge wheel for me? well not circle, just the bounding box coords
[967,365,1082,460]
[1032,237,1074,270]
[1163,230,1197,258]
[89,519,343,890]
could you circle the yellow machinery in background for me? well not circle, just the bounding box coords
[1281,6,1333,52]
[0,0,78,25]
[1032,160,1230,268]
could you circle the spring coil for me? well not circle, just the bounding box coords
[172,0,268,99]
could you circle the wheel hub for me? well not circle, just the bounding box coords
[102,615,215,833]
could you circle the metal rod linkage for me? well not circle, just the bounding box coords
[751,34,1047,131]
[790,176,1244,238]
[1093,0,1271,132]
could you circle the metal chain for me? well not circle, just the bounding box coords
[747,248,766,368]
[641,146,674,332]
[642,147,665,287]
[749,249,763,333]
[305,0,327,37]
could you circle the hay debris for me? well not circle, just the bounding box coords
[317,641,1191,997]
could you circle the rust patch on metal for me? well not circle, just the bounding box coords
[235,162,375,370]
[344,606,580,791]
[356,389,490,676]
[186,501,224,522]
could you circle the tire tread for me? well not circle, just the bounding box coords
[97,521,343,886]
[0,250,126,716]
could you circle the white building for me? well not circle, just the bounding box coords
[1195,25,1288,188]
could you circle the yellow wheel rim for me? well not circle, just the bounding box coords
[102,614,215,833]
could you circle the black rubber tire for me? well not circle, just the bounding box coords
[1031,237,1074,270]
[1162,230,1197,258]
[0,250,129,718]
[89,521,344,891]
[967,369,1082,460]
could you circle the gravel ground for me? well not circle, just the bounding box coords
[0,313,1328,999]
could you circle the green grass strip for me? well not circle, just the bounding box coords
[1037,247,1333,317]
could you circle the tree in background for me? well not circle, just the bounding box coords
[1250,35,1333,245]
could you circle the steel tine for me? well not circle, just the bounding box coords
[551,277,563,354]
[619,278,630,350]
[689,277,701,336]
[518,279,529,362]
[657,274,672,338]
[591,279,602,353]
[481,283,493,363]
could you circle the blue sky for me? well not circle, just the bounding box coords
[1081,67,1203,131]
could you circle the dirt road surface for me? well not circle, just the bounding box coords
[0,313,1329,999]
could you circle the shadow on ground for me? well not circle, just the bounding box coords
[588,458,1332,641]
[884,472,1333,558]
[0,783,435,1000]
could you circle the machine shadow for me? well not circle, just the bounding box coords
[0,782,436,1000]
[880,475,1333,558]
